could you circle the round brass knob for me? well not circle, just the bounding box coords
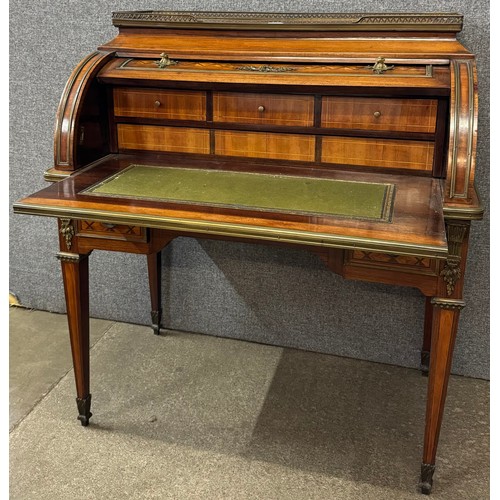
[373,111,382,118]
[154,100,161,108]
[258,105,265,112]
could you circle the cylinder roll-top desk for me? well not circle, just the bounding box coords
[14,11,483,495]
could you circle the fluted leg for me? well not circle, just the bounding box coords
[420,298,464,494]
[58,251,92,426]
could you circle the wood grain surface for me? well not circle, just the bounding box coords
[214,130,316,161]
[321,136,435,171]
[117,124,210,154]
[213,92,314,126]
[114,87,206,120]
[322,97,438,133]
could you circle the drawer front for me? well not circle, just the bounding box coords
[321,136,434,171]
[117,124,210,154]
[321,97,438,133]
[77,220,147,242]
[346,250,439,275]
[215,130,315,161]
[213,92,314,126]
[114,88,206,121]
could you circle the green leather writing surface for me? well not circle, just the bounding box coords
[85,164,395,221]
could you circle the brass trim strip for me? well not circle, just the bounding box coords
[13,202,448,259]
[430,297,466,310]
[44,170,71,183]
[111,11,463,32]
[56,252,84,263]
[443,205,484,220]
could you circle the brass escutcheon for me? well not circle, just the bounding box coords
[369,57,394,74]
[155,53,179,68]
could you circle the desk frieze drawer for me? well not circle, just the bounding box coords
[77,220,147,242]
[114,87,207,121]
[213,92,314,127]
[321,97,438,133]
[345,250,439,275]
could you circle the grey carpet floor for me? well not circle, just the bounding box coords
[9,308,489,499]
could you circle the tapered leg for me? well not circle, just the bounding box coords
[420,298,465,494]
[57,252,92,426]
[147,251,162,335]
[421,297,434,375]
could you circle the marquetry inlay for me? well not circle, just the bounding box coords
[352,250,433,268]
[77,220,146,242]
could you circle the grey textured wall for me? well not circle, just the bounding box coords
[10,1,490,379]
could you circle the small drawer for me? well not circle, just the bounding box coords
[117,124,210,154]
[77,220,147,242]
[213,92,314,127]
[321,97,438,133]
[215,130,315,161]
[321,136,435,171]
[114,88,206,121]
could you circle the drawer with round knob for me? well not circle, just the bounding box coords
[213,92,314,127]
[321,97,438,133]
[113,87,206,121]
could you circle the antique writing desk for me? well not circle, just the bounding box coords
[14,11,483,494]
